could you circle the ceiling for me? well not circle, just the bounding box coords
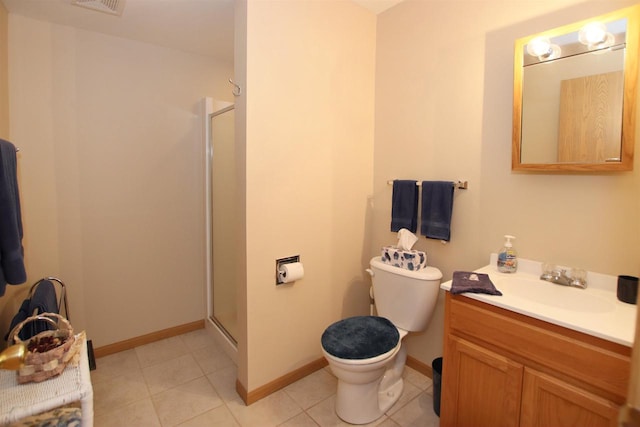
[352,0,403,14]
[1,0,235,63]
[1,0,403,64]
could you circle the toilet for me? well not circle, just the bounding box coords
[321,256,442,424]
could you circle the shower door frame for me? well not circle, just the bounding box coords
[203,97,237,361]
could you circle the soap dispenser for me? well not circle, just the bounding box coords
[497,235,518,273]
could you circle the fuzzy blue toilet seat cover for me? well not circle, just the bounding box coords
[321,316,399,360]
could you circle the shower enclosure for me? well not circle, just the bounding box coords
[204,98,238,355]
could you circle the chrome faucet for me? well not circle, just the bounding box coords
[540,268,587,289]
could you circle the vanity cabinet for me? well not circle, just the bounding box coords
[441,292,630,427]
[521,368,619,427]
[446,336,523,426]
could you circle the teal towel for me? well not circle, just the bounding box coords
[420,181,454,241]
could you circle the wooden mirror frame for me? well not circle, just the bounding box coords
[512,5,640,172]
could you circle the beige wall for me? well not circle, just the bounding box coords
[0,2,8,138]
[233,0,249,391]
[374,0,640,367]
[241,0,376,391]
[2,14,234,346]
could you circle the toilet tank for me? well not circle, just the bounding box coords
[369,256,443,332]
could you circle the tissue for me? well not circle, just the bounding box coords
[381,229,426,271]
[397,228,418,250]
[278,262,304,284]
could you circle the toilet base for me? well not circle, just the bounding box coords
[335,375,404,425]
[330,340,408,424]
[378,376,404,415]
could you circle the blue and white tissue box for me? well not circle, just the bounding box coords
[381,246,427,271]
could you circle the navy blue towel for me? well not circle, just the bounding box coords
[5,280,59,341]
[5,298,30,341]
[0,139,26,296]
[391,180,418,233]
[29,280,58,315]
[26,280,58,337]
[420,181,454,241]
[451,271,502,296]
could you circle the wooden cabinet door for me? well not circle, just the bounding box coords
[441,336,523,427]
[521,368,619,427]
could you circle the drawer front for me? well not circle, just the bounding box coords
[448,295,630,400]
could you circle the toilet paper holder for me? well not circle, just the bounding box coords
[276,255,300,285]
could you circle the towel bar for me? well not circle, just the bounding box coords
[387,180,468,190]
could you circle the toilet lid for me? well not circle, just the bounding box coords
[321,316,399,360]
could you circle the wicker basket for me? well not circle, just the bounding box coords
[9,313,77,384]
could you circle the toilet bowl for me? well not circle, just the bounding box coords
[321,316,409,424]
[321,257,442,424]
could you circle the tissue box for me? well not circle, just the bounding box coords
[381,246,427,271]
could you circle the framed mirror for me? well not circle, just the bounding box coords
[513,5,640,171]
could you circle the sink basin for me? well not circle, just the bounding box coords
[493,276,615,313]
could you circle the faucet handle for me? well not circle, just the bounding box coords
[569,268,587,288]
[541,262,556,279]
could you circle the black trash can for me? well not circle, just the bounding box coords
[432,357,443,417]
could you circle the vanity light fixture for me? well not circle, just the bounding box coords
[579,22,614,50]
[526,36,561,61]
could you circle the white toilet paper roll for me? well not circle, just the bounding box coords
[278,262,304,283]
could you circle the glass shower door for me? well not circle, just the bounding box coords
[210,106,238,343]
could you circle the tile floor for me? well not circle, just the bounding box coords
[91,329,441,427]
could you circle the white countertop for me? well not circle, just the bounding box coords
[440,254,637,347]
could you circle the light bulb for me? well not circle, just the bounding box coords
[526,37,561,61]
[579,22,608,46]
[527,37,552,57]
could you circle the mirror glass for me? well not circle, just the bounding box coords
[513,6,639,171]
